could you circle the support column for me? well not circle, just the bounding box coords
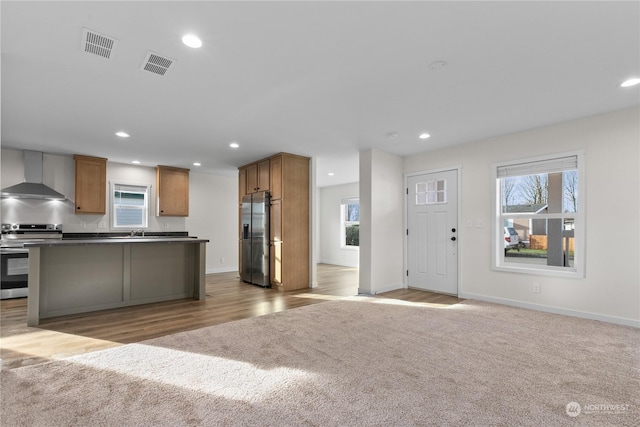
[358,149,404,295]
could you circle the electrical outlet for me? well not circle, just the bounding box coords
[98,222,105,229]
[220,258,225,264]
[165,223,169,229]
[466,219,473,228]
[533,282,541,294]
[81,222,87,229]
[474,218,485,228]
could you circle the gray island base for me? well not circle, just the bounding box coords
[25,238,208,326]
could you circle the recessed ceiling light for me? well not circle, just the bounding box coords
[419,133,431,140]
[193,162,201,166]
[182,34,202,48]
[328,172,335,176]
[620,78,640,88]
[229,142,240,148]
[116,131,130,138]
[132,160,141,164]
[429,60,447,70]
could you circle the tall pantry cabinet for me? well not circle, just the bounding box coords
[238,153,310,291]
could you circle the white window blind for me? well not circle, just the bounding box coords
[112,183,149,228]
[497,155,577,178]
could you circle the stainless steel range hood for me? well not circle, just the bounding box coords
[1,151,67,200]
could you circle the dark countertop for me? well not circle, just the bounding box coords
[62,231,189,239]
[25,235,208,247]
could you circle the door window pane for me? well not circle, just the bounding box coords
[416,180,447,205]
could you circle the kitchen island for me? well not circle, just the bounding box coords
[25,237,208,326]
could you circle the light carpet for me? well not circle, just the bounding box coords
[1,297,639,426]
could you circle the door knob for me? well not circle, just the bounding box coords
[451,236,456,241]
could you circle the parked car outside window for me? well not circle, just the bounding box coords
[504,227,520,251]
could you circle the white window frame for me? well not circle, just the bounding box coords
[340,197,360,250]
[492,151,585,278]
[111,182,150,230]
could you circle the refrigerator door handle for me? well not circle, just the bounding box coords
[243,224,250,240]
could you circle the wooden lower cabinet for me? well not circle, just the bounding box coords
[270,199,283,286]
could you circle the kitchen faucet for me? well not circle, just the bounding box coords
[131,229,144,237]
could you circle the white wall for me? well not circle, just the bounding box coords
[319,182,359,267]
[1,148,239,274]
[186,171,238,273]
[359,149,404,295]
[404,107,640,326]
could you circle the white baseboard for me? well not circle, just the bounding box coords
[206,267,239,274]
[459,292,640,328]
[319,259,359,268]
[356,282,404,296]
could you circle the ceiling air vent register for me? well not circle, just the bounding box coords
[142,52,174,76]
[81,28,117,59]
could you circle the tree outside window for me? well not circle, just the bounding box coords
[341,197,359,248]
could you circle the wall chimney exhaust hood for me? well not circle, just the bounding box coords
[1,150,67,200]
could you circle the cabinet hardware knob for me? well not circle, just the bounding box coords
[451,236,456,241]
[77,207,81,210]
[451,228,456,232]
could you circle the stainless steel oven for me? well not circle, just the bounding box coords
[1,223,62,299]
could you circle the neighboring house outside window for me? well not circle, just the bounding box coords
[493,152,584,278]
[341,197,359,248]
[111,183,150,229]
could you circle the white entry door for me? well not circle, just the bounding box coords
[407,169,458,295]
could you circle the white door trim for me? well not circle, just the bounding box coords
[404,165,462,295]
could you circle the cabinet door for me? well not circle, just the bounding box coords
[270,199,282,286]
[245,160,270,193]
[246,164,258,194]
[257,159,270,192]
[269,155,282,200]
[238,167,248,198]
[74,155,107,214]
[156,166,189,216]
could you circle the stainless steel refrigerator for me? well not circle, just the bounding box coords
[240,191,270,287]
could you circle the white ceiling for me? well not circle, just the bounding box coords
[2,1,639,187]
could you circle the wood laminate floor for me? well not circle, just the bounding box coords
[0,264,462,370]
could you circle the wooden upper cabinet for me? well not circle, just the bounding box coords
[74,154,107,214]
[269,155,283,200]
[156,166,189,216]
[244,159,270,194]
[238,167,248,200]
